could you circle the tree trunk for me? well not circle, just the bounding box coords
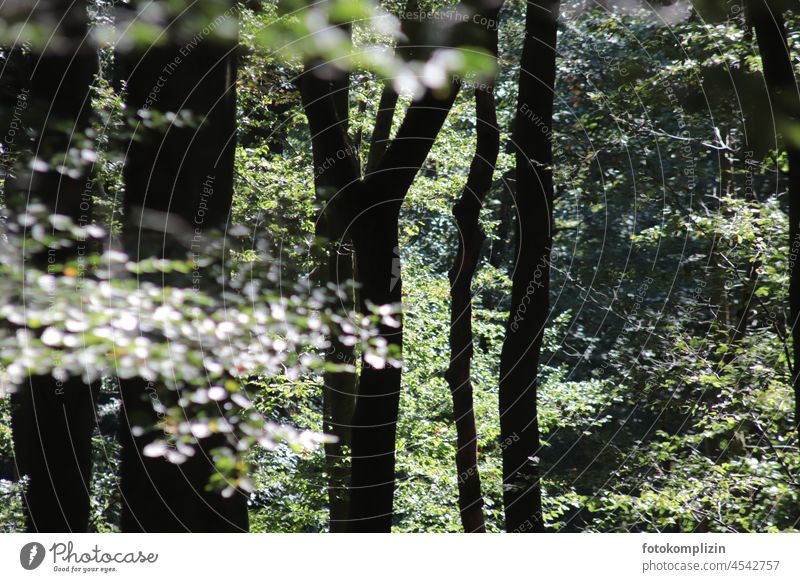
[299,56,361,531]
[117,0,248,532]
[300,54,462,534]
[499,0,559,533]
[300,0,501,531]
[348,202,404,531]
[322,242,358,531]
[446,74,501,533]
[747,0,800,440]
[365,84,398,175]
[11,378,96,532]
[347,85,462,531]
[7,0,98,533]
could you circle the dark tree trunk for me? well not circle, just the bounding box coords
[499,0,559,533]
[301,52,462,535]
[747,0,800,440]
[322,242,359,531]
[117,0,248,532]
[347,86,461,531]
[365,84,398,175]
[7,0,98,533]
[300,0,501,531]
[11,378,96,532]
[299,57,360,531]
[446,4,503,529]
[447,83,499,533]
[347,202,404,531]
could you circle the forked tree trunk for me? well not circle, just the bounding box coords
[7,0,98,532]
[117,0,248,532]
[499,0,559,533]
[347,86,461,531]
[300,0,500,532]
[300,59,461,535]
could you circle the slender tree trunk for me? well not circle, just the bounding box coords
[747,0,800,440]
[7,0,98,532]
[499,0,559,533]
[445,2,503,533]
[446,71,501,533]
[117,0,248,532]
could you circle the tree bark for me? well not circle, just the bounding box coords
[746,0,800,440]
[321,241,359,532]
[499,0,559,533]
[365,84,398,175]
[446,3,503,530]
[447,84,498,533]
[299,56,360,531]
[117,0,248,532]
[7,0,98,533]
[303,75,462,533]
[347,85,461,531]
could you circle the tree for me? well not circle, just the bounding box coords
[300,0,504,531]
[446,3,502,534]
[116,0,248,532]
[7,0,99,532]
[299,19,359,528]
[500,0,559,533]
[746,0,800,439]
